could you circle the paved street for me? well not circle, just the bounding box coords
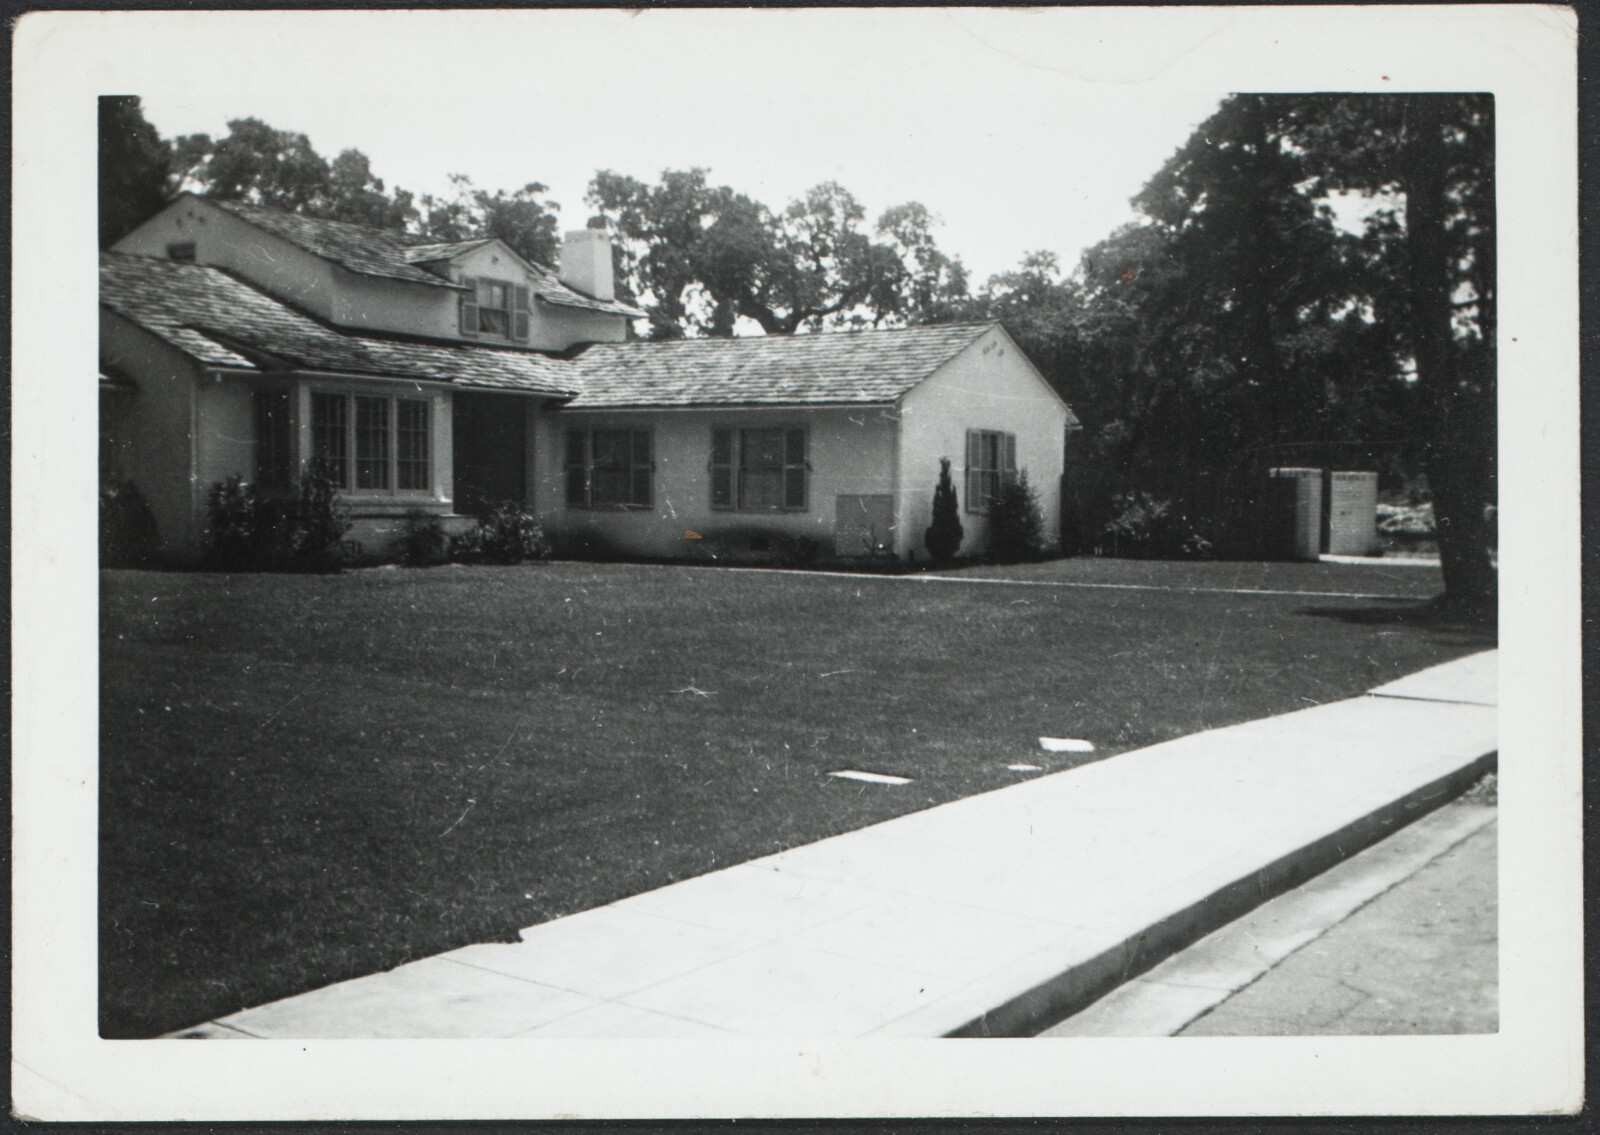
[1180,811,1496,1035]
[1043,790,1497,1037]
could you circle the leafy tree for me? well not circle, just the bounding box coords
[586,169,968,337]
[169,118,565,264]
[418,174,560,266]
[1282,94,1497,617]
[924,456,964,564]
[173,117,338,215]
[99,96,171,246]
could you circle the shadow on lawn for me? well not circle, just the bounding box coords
[1297,598,1497,648]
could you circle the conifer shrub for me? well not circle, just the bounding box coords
[924,456,964,564]
[988,469,1048,562]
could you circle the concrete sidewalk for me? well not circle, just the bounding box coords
[178,650,1497,1040]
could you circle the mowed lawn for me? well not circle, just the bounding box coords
[100,558,1490,1037]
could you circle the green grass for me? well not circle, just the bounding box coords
[100,558,1491,1037]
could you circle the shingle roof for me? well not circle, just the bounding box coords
[566,323,998,408]
[100,252,578,397]
[211,200,461,290]
[402,239,491,264]
[208,197,645,316]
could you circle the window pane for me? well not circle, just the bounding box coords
[632,430,652,466]
[741,469,785,510]
[397,399,430,491]
[565,430,587,468]
[310,392,348,488]
[632,467,652,508]
[593,430,630,469]
[741,429,785,471]
[566,464,588,507]
[785,428,806,465]
[478,308,509,336]
[355,396,390,489]
[591,468,631,506]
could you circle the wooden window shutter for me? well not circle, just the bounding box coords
[710,427,733,508]
[784,428,807,510]
[459,276,478,336]
[965,430,980,513]
[513,285,531,341]
[1005,433,1017,473]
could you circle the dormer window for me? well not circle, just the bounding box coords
[166,241,196,262]
[460,276,530,341]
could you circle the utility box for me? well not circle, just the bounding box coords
[1265,467,1324,561]
[1323,470,1380,556]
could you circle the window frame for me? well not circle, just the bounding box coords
[964,428,1017,515]
[565,427,654,510]
[308,389,434,498]
[710,425,810,513]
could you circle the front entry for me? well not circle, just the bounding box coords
[453,393,529,518]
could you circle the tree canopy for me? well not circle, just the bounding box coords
[585,169,968,338]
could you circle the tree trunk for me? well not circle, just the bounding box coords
[1400,99,1497,619]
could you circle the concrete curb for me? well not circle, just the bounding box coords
[946,748,1497,1037]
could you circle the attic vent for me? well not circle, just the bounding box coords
[167,242,196,262]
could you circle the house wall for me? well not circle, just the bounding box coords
[896,326,1069,559]
[99,311,207,561]
[533,301,629,348]
[114,198,340,321]
[536,406,900,561]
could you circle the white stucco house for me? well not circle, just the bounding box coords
[101,196,1077,565]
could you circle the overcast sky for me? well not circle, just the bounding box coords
[129,8,1235,286]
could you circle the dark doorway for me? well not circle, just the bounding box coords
[453,393,529,518]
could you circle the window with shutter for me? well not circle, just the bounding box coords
[710,426,809,512]
[567,428,653,508]
[965,429,1015,515]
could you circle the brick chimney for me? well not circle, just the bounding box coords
[558,229,615,302]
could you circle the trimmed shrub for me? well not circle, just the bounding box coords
[988,470,1048,563]
[399,511,450,567]
[451,503,551,565]
[924,456,964,564]
[100,474,159,568]
[202,461,350,572]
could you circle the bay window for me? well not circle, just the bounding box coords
[310,390,432,494]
